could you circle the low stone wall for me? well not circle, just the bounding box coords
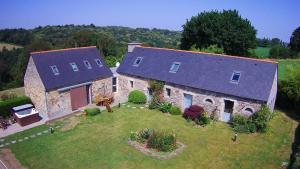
[117,74,263,121]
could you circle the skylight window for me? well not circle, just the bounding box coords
[84,60,92,69]
[50,65,59,75]
[133,57,143,66]
[230,71,241,83]
[169,62,181,73]
[95,59,103,67]
[70,62,79,72]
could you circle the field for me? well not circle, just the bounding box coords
[278,59,300,81]
[3,104,296,169]
[0,87,25,101]
[0,42,22,51]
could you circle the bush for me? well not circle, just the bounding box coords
[128,90,147,104]
[232,115,248,126]
[183,105,204,120]
[137,128,154,143]
[159,102,172,113]
[84,108,101,116]
[0,96,32,118]
[251,105,272,133]
[147,131,177,152]
[197,112,211,125]
[169,106,182,115]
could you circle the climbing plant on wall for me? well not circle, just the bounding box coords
[148,80,165,109]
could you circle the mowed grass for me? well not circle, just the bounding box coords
[251,47,270,58]
[0,42,22,51]
[278,59,300,81]
[5,105,296,169]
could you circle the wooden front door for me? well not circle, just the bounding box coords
[70,86,88,110]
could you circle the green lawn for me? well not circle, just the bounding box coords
[3,104,297,169]
[251,47,270,58]
[278,59,300,81]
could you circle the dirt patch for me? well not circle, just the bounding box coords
[0,148,26,169]
[59,116,81,132]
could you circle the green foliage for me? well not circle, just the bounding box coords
[181,10,257,56]
[251,105,272,133]
[197,112,211,125]
[104,55,123,67]
[269,44,291,59]
[191,44,224,54]
[290,26,300,53]
[136,128,154,143]
[128,90,147,104]
[232,115,254,133]
[84,108,101,116]
[169,106,182,115]
[0,96,32,118]
[147,130,177,152]
[277,67,300,111]
[159,102,172,113]
[148,80,165,109]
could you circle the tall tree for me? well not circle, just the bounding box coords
[180,10,257,56]
[290,26,300,53]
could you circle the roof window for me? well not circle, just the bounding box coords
[169,62,181,73]
[70,62,79,72]
[50,65,59,75]
[95,59,103,67]
[84,60,92,69]
[133,57,143,66]
[231,71,241,83]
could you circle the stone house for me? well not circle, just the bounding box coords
[116,43,278,122]
[24,46,113,120]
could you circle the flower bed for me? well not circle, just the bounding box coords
[128,128,186,160]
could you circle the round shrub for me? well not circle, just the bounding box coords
[183,105,204,120]
[84,108,101,116]
[169,106,182,115]
[128,90,147,104]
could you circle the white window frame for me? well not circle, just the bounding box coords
[133,57,143,67]
[95,59,103,67]
[50,65,59,75]
[112,77,117,93]
[169,62,181,73]
[69,62,79,72]
[84,60,92,69]
[230,71,241,84]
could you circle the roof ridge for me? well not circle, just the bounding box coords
[138,46,278,64]
[31,46,97,54]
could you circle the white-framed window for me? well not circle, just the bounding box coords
[130,80,134,88]
[166,88,171,97]
[50,65,59,75]
[169,62,181,73]
[95,59,103,67]
[112,77,117,92]
[84,60,92,69]
[69,62,79,72]
[133,57,143,67]
[230,71,241,83]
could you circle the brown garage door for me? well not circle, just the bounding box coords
[70,86,88,110]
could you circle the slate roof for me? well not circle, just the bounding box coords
[117,46,278,102]
[31,46,113,91]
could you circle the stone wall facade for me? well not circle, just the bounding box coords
[117,74,264,121]
[24,57,48,118]
[25,57,113,120]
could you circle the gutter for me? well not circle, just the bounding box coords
[57,81,93,92]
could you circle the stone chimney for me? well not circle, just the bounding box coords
[128,42,142,52]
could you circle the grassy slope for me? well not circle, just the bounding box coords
[278,59,300,81]
[6,105,296,169]
[0,42,22,51]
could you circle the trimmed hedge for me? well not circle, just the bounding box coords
[169,106,182,115]
[84,108,101,116]
[128,90,147,104]
[0,96,32,118]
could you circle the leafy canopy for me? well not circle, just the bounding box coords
[180,10,257,56]
[290,26,300,53]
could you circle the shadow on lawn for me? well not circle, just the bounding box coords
[280,108,300,169]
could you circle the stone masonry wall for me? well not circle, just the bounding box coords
[91,77,113,101]
[117,74,263,121]
[24,57,48,118]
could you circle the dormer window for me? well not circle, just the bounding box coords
[70,62,79,72]
[231,71,241,83]
[169,62,181,73]
[95,59,103,67]
[133,57,143,67]
[84,60,92,69]
[50,65,59,75]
